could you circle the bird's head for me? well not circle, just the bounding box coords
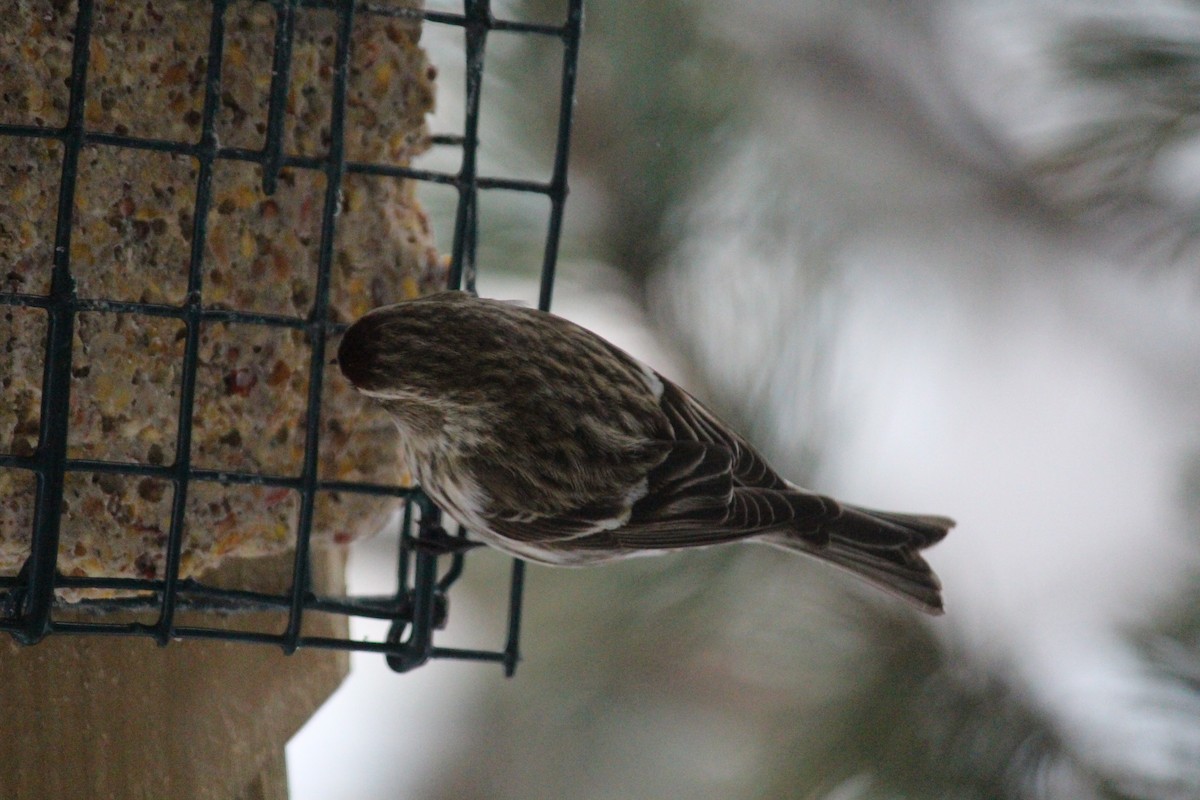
[337,307,403,395]
[337,292,506,410]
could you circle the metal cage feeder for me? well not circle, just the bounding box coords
[0,0,584,677]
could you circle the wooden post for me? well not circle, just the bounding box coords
[0,549,349,800]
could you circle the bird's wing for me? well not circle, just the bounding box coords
[483,372,834,552]
[656,379,791,490]
[485,439,839,552]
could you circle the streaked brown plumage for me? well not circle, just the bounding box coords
[337,291,953,613]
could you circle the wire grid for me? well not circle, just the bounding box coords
[0,0,583,675]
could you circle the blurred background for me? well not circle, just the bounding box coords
[290,1,1200,797]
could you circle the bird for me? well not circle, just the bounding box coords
[336,290,953,614]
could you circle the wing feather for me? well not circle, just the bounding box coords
[657,380,790,490]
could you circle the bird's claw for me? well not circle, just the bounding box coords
[409,525,484,556]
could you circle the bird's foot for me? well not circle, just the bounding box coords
[409,525,484,556]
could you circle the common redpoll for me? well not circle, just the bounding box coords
[337,291,953,614]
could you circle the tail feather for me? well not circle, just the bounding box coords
[765,504,954,615]
[818,538,945,614]
[849,508,954,548]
